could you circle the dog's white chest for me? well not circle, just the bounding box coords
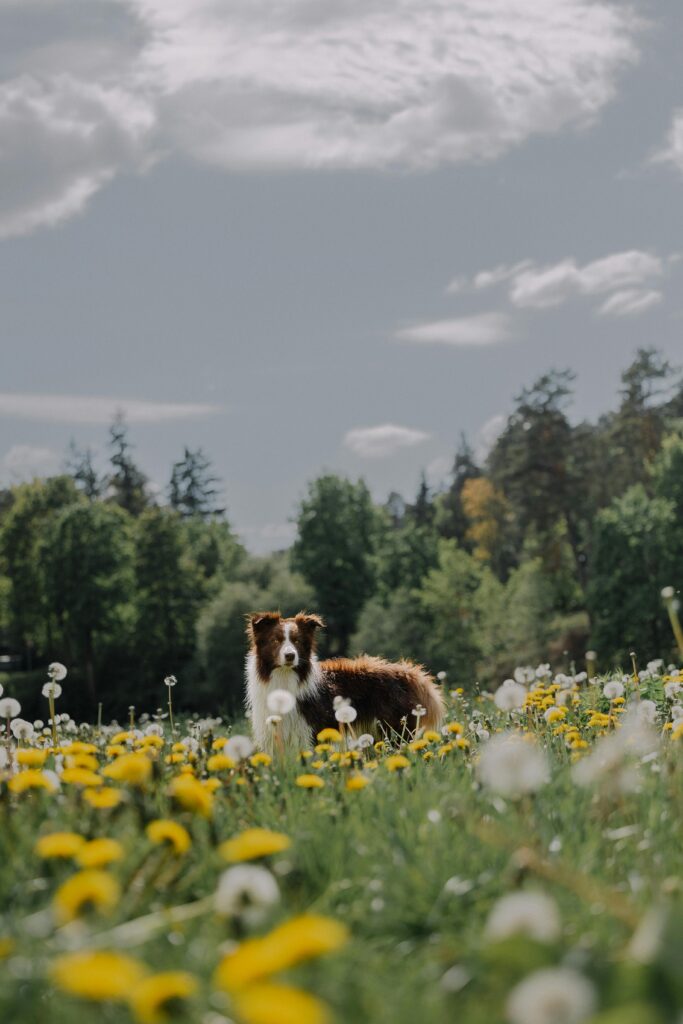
[245,655,317,755]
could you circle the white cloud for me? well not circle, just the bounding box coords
[508,250,664,309]
[344,423,431,458]
[396,313,512,347]
[596,288,663,317]
[655,109,683,175]
[0,393,222,424]
[2,444,61,481]
[0,0,640,235]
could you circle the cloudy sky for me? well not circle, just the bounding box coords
[1,0,682,551]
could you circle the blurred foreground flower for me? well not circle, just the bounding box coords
[477,733,549,798]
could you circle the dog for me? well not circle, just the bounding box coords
[245,611,444,755]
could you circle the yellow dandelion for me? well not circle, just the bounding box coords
[53,869,120,923]
[250,752,272,767]
[137,735,164,750]
[220,828,291,863]
[207,753,236,772]
[295,774,325,789]
[423,730,441,742]
[232,983,331,1024]
[103,752,152,786]
[129,971,197,1024]
[165,753,186,765]
[316,728,342,743]
[8,770,57,794]
[146,819,192,856]
[35,832,85,859]
[106,744,127,758]
[63,742,98,755]
[444,722,463,735]
[409,739,429,752]
[61,767,103,788]
[214,914,349,991]
[203,777,222,792]
[385,755,410,772]
[66,753,100,771]
[50,950,147,1001]
[671,721,683,741]
[17,748,47,768]
[76,838,125,868]
[212,737,227,750]
[111,731,134,745]
[168,774,213,817]
[345,773,370,791]
[455,737,470,750]
[83,786,124,809]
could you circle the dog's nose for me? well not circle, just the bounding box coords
[284,651,296,664]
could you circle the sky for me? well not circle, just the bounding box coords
[1,0,683,552]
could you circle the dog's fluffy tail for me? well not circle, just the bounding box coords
[408,662,445,733]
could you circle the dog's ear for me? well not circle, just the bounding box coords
[294,612,325,635]
[246,611,281,642]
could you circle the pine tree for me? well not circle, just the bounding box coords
[65,441,101,500]
[434,434,481,545]
[106,414,149,516]
[169,448,225,519]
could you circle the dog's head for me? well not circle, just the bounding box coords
[247,611,324,682]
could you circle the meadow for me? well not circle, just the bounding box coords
[1,660,682,1024]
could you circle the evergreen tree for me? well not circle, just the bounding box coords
[107,413,149,516]
[65,441,101,499]
[169,447,225,519]
[434,434,481,545]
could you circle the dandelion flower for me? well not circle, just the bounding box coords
[207,753,236,772]
[50,950,146,1001]
[103,752,152,786]
[232,983,331,1024]
[220,829,291,863]
[17,748,47,768]
[316,728,342,744]
[345,773,370,791]
[53,869,120,923]
[215,865,280,923]
[335,704,357,724]
[295,774,325,789]
[385,755,410,772]
[485,891,561,943]
[35,832,85,859]
[225,735,255,761]
[42,682,63,700]
[603,681,625,700]
[8,769,58,794]
[129,972,197,1024]
[494,681,527,712]
[168,774,213,817]
[76,838,125,868]
[266,689,296,715]
[146,819,192,856]
[83,786,124,809]
[0,697,21,719]
[10,718,35,741]
[48,662,68,682]
[61,767,103,788]
[477,733,549,798]
[214,914,348,991]
[506,967,596,1024]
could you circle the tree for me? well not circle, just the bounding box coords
[65,441,101,500]
[169,448,225,518]
[350,587,432,666]
[292,475,380,654]
[460,476,510,572]
[434,435,481,545]
[587,486,678,665]
[44,502,134,705]
[0,477,79,664]
[107,413,149,516]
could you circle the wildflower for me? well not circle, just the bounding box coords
[477,733,549,798]
[42,682,63,700]
[35,832,85,859]
[506,967,596,1024]
[48,662,68,682]
[10,718,35,741]
[83,786,124,809]
[232,983,330,1024]
[296,774,325,788]
[8,769,58,793]
[164,675,177,687]
[603,681,624,700]
[76,838,125,868]
[0,697,21,719]
[485,891,561,943]
[214,914,348,991]
[207,753,236,772]
[103,752,152,786]
[50,950,147,1001]
[444,722,464,735]
[53,869,120,923]
[17,748,47,767]
[220,829,291,862]
[146,819,191,855]
[129,972,197,1024]
[346,773,370,791]
[544,707,566,724]
[168,774,213,817]
[266,689,296,715]
[355,733,374,749]
[215,865,280,923]
[494,681,527,712]
[61,767,103,788]
[335,704,357,724]
[250,752,272,767]
[316,728,342,743]
[225,734,255,761]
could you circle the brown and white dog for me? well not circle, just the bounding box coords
[245,611,444,755]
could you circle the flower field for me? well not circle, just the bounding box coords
[1,662,683,1024]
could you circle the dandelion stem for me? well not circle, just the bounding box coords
[663,589,683,659]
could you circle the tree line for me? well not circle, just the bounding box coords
[1,348,682,718]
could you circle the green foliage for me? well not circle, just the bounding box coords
[350,586,432,665]
[293,475,380,654]
[169,447,225,518]
[587,485,678,664]
[106,413,149,516]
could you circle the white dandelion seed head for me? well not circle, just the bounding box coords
[661,586,675,600]
[477,733,549,798]
[333,695,351,711]
[633,699,658,725]
[494,680,527,712]
[144,724,164,737]
[514,666,536,685]
[535,664,551,679]
[48,662,67,682]
[164,675,177,687]
[506,967,596,1024]
[436,671,447,681]
[485,890,561,944]
[412,705,427,719]
[215,865,280,925]
[42,682,62,700]
[335,704,358,724]
[225,734,255,761]
[266,689,296,716]
[671,705,683,721]
[664,681,681,700]
[356,734,375,750]
[646,659,663,675]
[603,681,624,700]
[10,719,35,741]
[0,697,22,719]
